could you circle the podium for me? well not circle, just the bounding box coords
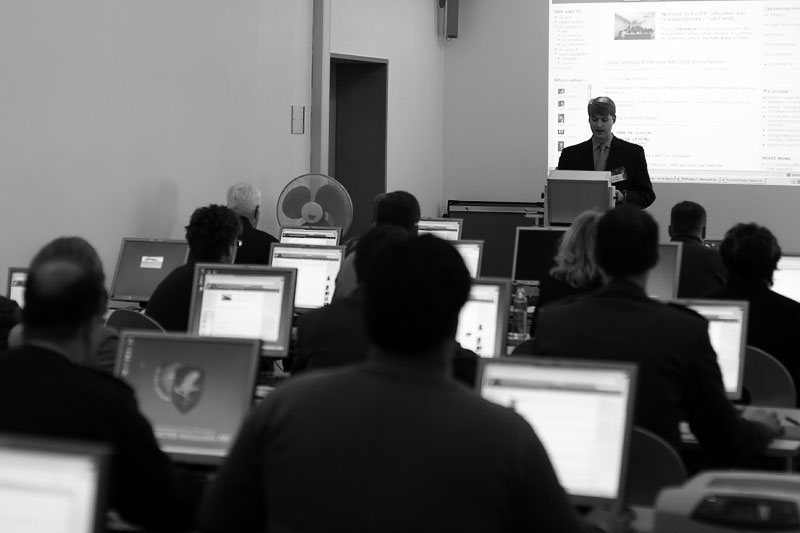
[544,170,614,226]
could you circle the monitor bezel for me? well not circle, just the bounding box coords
[772,253,800,304]
[674,298,749,401]
[459,277,512,358]
[417,217,464,240]
[511,226,568,283]
[114,331,261,465]
[0,433,110,533]
[109,238,190,303]
[187,263,297,358]
[452,239,485,278]
[279,226,343,246]
[475,356,638,509]
[5,266,28,308]
[268,243,346,312]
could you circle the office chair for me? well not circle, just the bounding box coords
[105,309,165,333]
[743,345,797,408]
[625,427,688,507]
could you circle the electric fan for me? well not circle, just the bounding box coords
[276,174,354,236]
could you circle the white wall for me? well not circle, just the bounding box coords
[0,0,312,284]
[442,0,800,251]
[330,0,446,218]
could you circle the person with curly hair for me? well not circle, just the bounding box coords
[146,204,242,331]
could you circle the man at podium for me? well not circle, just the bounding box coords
[557,96,655,209]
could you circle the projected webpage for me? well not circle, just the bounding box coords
[773,255,800,303]
[481,362,630,501]
[270,246,343,309]
[456,284,501,357]
[196,273,285,342]
[549,0,800,185]
[684,302,746,396]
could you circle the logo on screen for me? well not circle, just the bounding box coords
[154,362,205,414]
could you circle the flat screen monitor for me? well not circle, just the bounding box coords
[279,226,342,246]
[456,279,511,358]
[188,264,296,358]
[269,244,345,311]
[773,255,800,304]
[452,240,484,278]
[115,332,261,465]
[546,170,613,226]
[417,217,463,241]
[477,357,637,508]
[109,238,189,303]
[512,227,567,284]
[646,242,683,300]
[0,435,109,533]
[5,268,27,308]
[677,299,748,401]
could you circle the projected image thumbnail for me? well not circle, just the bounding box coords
[614,12,655,40]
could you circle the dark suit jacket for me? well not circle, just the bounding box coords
[521,280,773,463]
[145,262,196,332]
[0,345,196,530]
[234,217,278,265]
[557,136,655,208]
[708,284,800,396]
[672,235,728,298]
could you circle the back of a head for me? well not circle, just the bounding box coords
[372,191,421,232]
[364,235,471,355]
[588,96,616,117]
[670,201,706,237]
[23,237,107,339]
[596,205,659,279]
[551,209,602,288]
[226,182,261,218]
[186,204,242,262]
[719,223,781,287]
[354,225,411,284]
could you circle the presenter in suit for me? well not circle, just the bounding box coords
[557,96,655,208]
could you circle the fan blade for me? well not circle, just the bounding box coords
[281,186,312,219]
[315,184,348,222]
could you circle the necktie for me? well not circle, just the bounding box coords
[595,145,605,171]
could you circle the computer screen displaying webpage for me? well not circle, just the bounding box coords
[417,219,462,241]
[481,361,631,502]
[773,255,800,303]
[456,283,502,357]
[549,0,800,186]
[453,242,482,278]
[684,302,746,397]
[7,271,26,308]
[279,227,340,246]
[270,246,343,309]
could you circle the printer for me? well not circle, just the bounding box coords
[654,471,800,532]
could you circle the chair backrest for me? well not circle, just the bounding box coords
[625,427,687,507]
[105,309,164,333]
[743,345,797,408]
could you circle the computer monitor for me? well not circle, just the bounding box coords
[268,243,345,311]
[772,254,800,304]
[512,227,567,283]
[109,238,189,303]
[645,242,683,300]
[452,240,484,278]
[279,226,342,246]
[0,434,109,533]
[5,268,27,308]
[676,299,748,400]
[545,170,613,226]
[704,239,722,251]
[115,332,261,465]
[477,357,637,508]
[456,279,511,357]
[188,264,296,358]
[417,217,463,241]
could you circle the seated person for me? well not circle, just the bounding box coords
[227,182,277,265]
[0,295,20,350]
[0,237,197,530]
[146,204,241,331]
[669,200,727,297]
[520,206,780,464]
[708,223,800,396]
[526,209,603,337]
[332,190,421,301]
[200,235,622,533]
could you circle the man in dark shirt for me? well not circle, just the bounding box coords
[0,237,197,530]
[669,200,727,297]
[146,204,241,331]
[227,182,278,265]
